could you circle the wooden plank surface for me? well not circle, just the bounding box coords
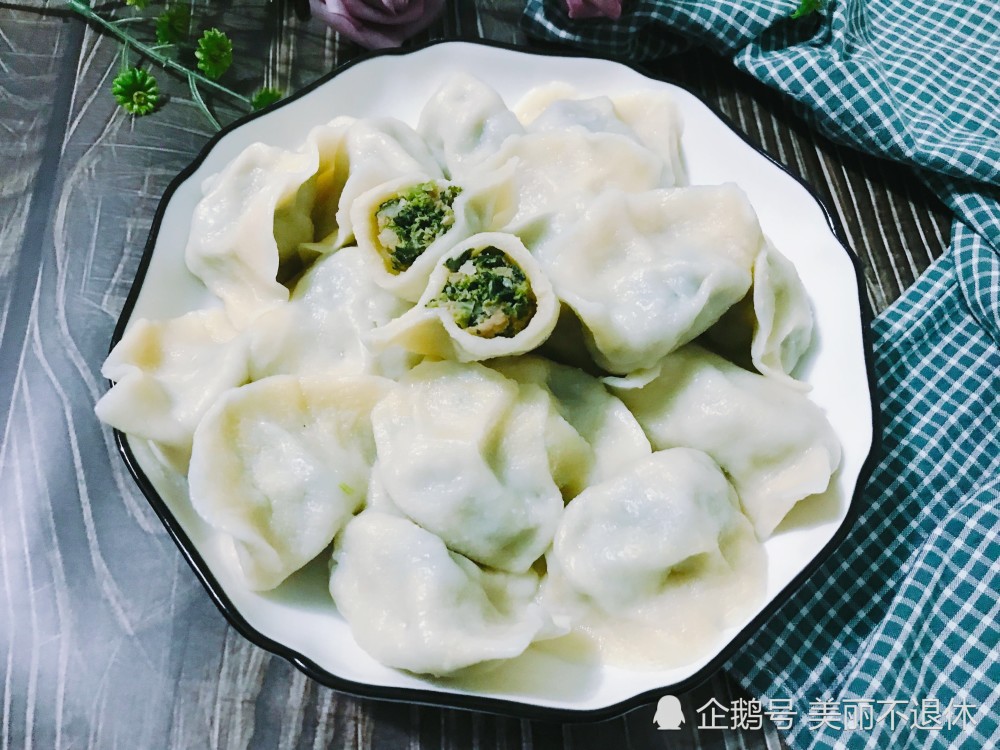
[0,1,950,749]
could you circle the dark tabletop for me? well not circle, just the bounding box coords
[0,1,950,748]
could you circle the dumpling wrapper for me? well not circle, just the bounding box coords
[187,374,394,591]
[417,73,525,178]
[489,356,651,496]
[536,184,763,374]
[95,308,248,461]
[370,360,585,573]
[185,141,321,327]
[329,511,546,676]
[247,246,416,380]
[606,344,841,538]
[349,164,517,301]
[368,232,559,362]
[542,448,766,668]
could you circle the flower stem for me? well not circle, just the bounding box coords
[189,76,221,131]
[65,0,252,109]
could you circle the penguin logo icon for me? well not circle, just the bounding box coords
[653,695,685,730]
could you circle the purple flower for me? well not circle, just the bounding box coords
[309,0,445,49]
[565,0,622,19]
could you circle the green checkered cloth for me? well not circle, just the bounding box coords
[524,1,999,748]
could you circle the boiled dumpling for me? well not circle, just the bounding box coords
[606,344,840,538]
[417,73,524,178]
[95,308,248,461]
[489,356,651,495]
[481,129,669,244]
[515,83,686,187]
[246,246,415,380]
[329,511,546,676]
[536,185,763,374]
[370,360,586,572]
[185,140,320,326]
[549,448,748,610]
[542,448,766,668]
[704,241,814,388]
[188,374,394,590]
[748,243,813,383]
[368,232,559,362]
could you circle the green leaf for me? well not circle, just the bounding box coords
[111,66,159,115]
[125,0,150,8]
[251,87,284,111]
[195,28,233,80]
[155,6,191,45]
[791,0,825,18]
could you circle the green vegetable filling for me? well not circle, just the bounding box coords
[430,247,537,339]
[375,182,462,272]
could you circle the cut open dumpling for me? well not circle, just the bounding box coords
[329,511,546,676]
[187,374,394,590]
[308,117,444,249]
[350,164,517,301]
[369,232,559,362]
[606,344,840,538]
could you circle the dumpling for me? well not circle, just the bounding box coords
[246,246,415,380]
[187,374,394,590]
[749,243,813,382]
[515,84,686,187]
[549,448,749,609]
[536,185,763,374]
[417,73,524,178]
[706,242,814,388]
[610,91,687,185]
[185,140,320,326]
[368,232,559,362]
[329,511,546,676]
[489,356,651,495]
[370,360,586,573]
[482,129,669,243]
[349,164,517,301]
[542,448,766,668]
[319,117,445,249]
[95,308,248,462]
[605,344,841,538]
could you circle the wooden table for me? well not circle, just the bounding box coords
[0,2,951,748]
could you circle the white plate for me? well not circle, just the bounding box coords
[112,40,876,720]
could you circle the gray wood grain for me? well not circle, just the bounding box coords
[0,1,951,749]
